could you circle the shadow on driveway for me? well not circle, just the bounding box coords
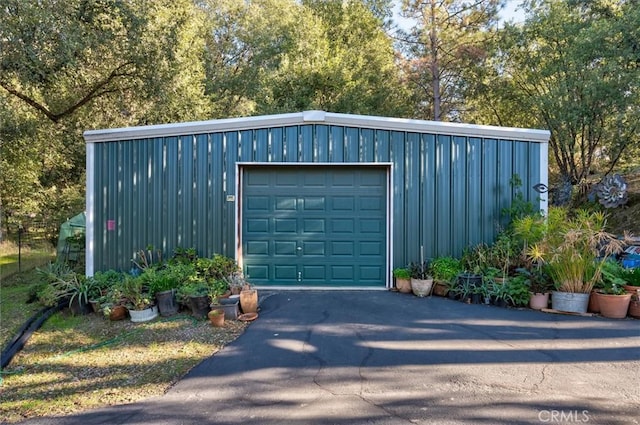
[16,291,640,425]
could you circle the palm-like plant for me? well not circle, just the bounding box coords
[527,208,627,293]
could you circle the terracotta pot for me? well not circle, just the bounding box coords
[432,281,449,297]
[208,309,225,327]
[588,291,600,313]
[411,278,433,297]
[595,292,632,319]
[240,289,258,313]
[109,305,128,321]
[395,278,412,294]
[628,299,640,319]
[529,292,549,310]
[623,285,640,295]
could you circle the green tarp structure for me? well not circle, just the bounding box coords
[56,212,85,262]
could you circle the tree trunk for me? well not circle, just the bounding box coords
[429,0,441,121]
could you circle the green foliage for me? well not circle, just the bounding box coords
[599,260,627,288]
[33,262,96,307]
[34,262,75,306]
[429,257,462,282]
[409,260,431,280]
[131,246,163,271]
[194,254,239,284]
[392,267,411,279]
[622,267,640,287]
[502,174,538,222]
[117,274,153,310]
[150,263,196,295]
[504,276,531,307]
[526,207,626,293]
[171,247,198,265]
[399,0,502,121]
[514,267,553,294]
[176,281,210,305]
[495,0,640,185]
[461,243,491,274]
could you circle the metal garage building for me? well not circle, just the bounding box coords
[84,111,550,289]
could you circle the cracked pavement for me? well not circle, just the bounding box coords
[17,291,640,425]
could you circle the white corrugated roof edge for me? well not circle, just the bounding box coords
[83,110,551,143]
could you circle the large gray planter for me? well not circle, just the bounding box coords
[551,291,589,314]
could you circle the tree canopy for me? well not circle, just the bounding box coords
[1,0,639,235]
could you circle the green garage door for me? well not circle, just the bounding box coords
[242,166,387,287]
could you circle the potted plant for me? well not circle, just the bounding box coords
[458,243,489,290]
[622,267,640,293]
[430,257,462,297]
[66,274,98,316]
[207,308,225,327]
[453,275,475,304]
[628,291,640,319]
[222,271,245,296]
[595,282,632,319]
[515,267,552,310]
[88,269,124,313]
[177,281,211,319]
[393,267,412,293]
[527,208,626,314]
[409,260,433,297]
[470,282,484,304]
[119,274,158,322]
[489,278,512,307]
[505,275,531,307]
[149,263,195,316]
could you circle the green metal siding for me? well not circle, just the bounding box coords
[89,123,544,275]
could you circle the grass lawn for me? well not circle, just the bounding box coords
[0,243,55,281]
[0,265,248,423]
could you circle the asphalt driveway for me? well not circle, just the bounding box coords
[17,291,640,425]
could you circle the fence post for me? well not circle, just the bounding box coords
[18,223,24,273]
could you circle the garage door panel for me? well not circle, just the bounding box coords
[246,196,269,211]
[360,219,383,233]
[276,197,297,210]
[331,265,355,280]
[331,173,356,187]
[361,266,383,281]
[361,172,386,187]
[246,265,269,279]
[303,173,326,187]
[274,241,297,256]
[243,166,386,287]
[303,219,325,233]
[361,241,383,256]
[275,265,297,280]
[303,241,325,256]
[360,196,385,211]
[275,219,297,233]
[331,219,354,233]
[246,219,269,233]
[246,241,269,255]
[332,241,354,256]
[303,197,325,211]
[303,265,325,280]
